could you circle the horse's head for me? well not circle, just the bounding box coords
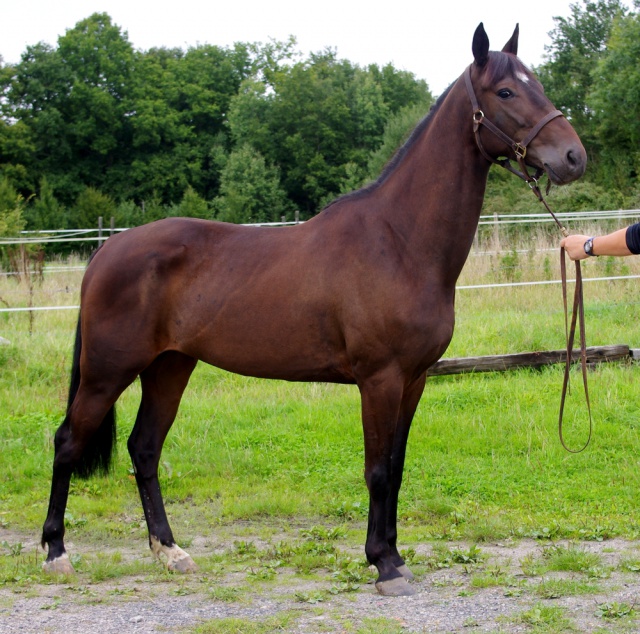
[466,23,586,185]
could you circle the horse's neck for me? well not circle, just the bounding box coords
[376,80,491,281]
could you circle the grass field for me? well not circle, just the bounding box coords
[1,239,640,551]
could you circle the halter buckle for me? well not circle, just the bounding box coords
[514,143,527,159]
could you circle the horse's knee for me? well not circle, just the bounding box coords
[365,463,391,496]
[53,420,71,452]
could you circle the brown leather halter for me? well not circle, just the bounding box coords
[463,66,564,184]
[464,65,592,453]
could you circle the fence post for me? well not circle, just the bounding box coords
[493,212,500,253]
[295,209,300,224]
[110,216,115,236]
[98,216,103,248]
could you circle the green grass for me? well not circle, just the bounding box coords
[1,250,640,545]
[508,603,575,632]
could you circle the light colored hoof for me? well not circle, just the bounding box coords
[168,555,198,573]
[42,553,75,576]
[396,564,415,581]
[375,576,417,596]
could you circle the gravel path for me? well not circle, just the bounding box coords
[2,529,640,633]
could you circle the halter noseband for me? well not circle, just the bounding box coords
[463,65,563,184]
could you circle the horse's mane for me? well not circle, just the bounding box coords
[322,81,455,211]
[322,51,532,212]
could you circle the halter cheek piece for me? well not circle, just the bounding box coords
[463,66,563,184]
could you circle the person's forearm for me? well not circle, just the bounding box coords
[561,228,633,260]
[591,228,632,256]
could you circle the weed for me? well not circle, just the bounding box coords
[190,613,296,633]
[542,543,603,573]
[470,566,515,588]
[520,552,546,577]
[533,578,601,599]
[301,525,346,541]
[208,585,242,602]
[620,557,640,573]
[355,617,406,633]
[1,541,24,557]
[595,601,635,619]
[295,590,326,603]
[578,525,616,542]
[510,603,574,632]
[451,544,484,565]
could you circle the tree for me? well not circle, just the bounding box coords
[588,13,640,189]
[0,176,26,235]
[170,186,210,219]
[27,177,63,229]
[366,101,433,181]
[228,50,431,216]
[536,0,628,136]
[68,187,116,229]
[213,144,291,224]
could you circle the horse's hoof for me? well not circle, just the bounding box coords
[42,553,75,576]
[375,576,417,596]
[168,555,198,573]
[396,564,415,581]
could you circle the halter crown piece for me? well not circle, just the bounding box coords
[464,65,591,453]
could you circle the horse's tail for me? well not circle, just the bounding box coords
[64,254,117,479]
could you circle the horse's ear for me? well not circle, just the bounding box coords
[472,23,490,68]
[502,24,519,55]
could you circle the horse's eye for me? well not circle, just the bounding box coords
[497,89,513,100]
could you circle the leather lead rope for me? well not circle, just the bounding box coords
[530,181,592,453]
[463,65,592,453]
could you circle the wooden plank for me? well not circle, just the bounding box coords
[427,344,630,377]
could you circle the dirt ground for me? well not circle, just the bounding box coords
[2,526,640,633]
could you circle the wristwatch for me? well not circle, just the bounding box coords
[584,237,596,256]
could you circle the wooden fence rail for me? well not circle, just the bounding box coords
[427,344,637,377]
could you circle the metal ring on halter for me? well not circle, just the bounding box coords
[514,143,526,159]
[473,110,484,123]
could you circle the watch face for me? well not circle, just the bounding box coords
[585,238,594,255]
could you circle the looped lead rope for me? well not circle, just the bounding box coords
[530,182,593,453]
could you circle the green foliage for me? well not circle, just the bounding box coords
[10,3,640,227]
[213,145,291,223]
[0,176,26,235]
[589,12,640,189]
[595,601,635,619]
[366,101,432,181]
[511,603,574,631]
[170,186,210,219]
[26,177,63,230]
[69,187,116,229]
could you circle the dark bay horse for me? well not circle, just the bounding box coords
[42,24,586,596]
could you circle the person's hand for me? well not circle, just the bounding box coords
[560,234,591,261]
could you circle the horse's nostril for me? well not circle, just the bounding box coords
[567,149,577,167]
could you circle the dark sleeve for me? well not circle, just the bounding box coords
[626,222,640,255]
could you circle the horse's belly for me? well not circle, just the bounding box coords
[184,320,354,383]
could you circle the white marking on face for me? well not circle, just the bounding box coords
[517,71,530,84]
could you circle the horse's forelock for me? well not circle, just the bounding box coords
[485,51,532,86]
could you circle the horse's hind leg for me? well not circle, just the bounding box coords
[127,351,198,573]
[42,382,130,574]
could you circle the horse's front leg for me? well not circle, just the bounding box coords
[359,370,416,596]
[385,373,426,582]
